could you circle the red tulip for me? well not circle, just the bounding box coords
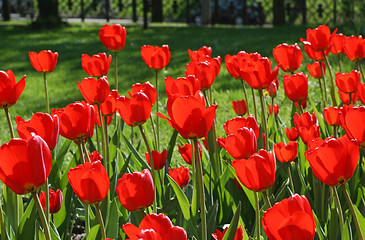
[89,151,103,163]
[218,127,257,159]
[268,81,277,98]
[232,99,247,116]
[78,76,110,105]
[335,70,361,93]
[273,43,303,73]
[0,70,26,109]
[68,160,109,205]
[283,72,308,103]
[323,107,341,126]
[99,24,127,52]
[52,101,95,142]
[285,127,299,141]
[295,100,307,110]
[340,106,365,146]
[95,107,113,127]
[330,33,346,55]
[274,141,298,163]
[240,57,279,90]
[164,75,201,98]
[223,115,259,140]
[169,167,189,187]
[117,92,152,127]
[99,89,120,116]
[157,91,217,139]
[141,45,171,70]
[294,112,320,145]
[300,25,337,52]
[81,53,112,77]
[212,225,243,240]
[29,50,58,73]
[269,104,279,115]
[344,35,365,62]
[262,194,315,240]
[123,213,187,240]
[307,62,325,79]
[339,89,357,105]
[185,60,219,91]
[116,169,154,211]
[15,112,59,150]
[0,135,52,195]
[178,142,202,165]
[188,46,212,62]
[305,135,359,186]
[129,81,157,106]
[225,54,241,79]
[357,83,365,105]
[145,149,168,170]
[303,42,329,62]
[40,189,63,214]
[232,149,275,192]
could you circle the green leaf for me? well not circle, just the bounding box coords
[222,202,241,240]
[312,210,327,240]
[106,198,119,238]
[87,224,100,240]
[342,218,352,240]
[206,201,219,237]
[352,203,365,235]
[167,175,190,221]
[164,130,178,176]
[18,199,36,239]
[122,133,150,170]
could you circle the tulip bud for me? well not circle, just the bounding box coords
[268,82,277,98]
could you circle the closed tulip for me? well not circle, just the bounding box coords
[273,43,303,73]
[232,149,275,192]
[283,72,308,103]
[0,135,52,195]
[323,107,341,126]
[305,135,359,186]
[15,112,59,150]
[300,24,337,52]
[40,189,63,214]
[99,24,127,52]
[223,115,259,140]
[164,75,201,98]
[123,213,187,240]
[78,76,110,105]
[141,45,171,70]
[68,160,109,205]
[356,83,365,105]
[178,142,202,165]
[157,91,217,139]
[340,106,365,146]
[29,50,58,73]
[335,70,360,93]
[225,54,241,79]
[188,46,212,62]
[212,225,243,240]
[145,149,168,170]
[285,127,299,141]
[232,100,247,116]
[330,33,346,55]
[185,59,220,91]
[0,70,26,109]
[307,62,325,79]
[116,169,154,211]
[81,53,112,77]
[262,194,315,240]
[269,104,279,115]
[274,141,298,163]
[294,112,320,145]
[169,166,189,187]
[99,89,120,117]
[129,81,157,106]
[303,42,329,62]
[117,92,152,127]
[89,151,103,163]
[339,89,357,105]
[344,35,365,62]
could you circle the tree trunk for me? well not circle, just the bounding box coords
[151,0,163,22]
[200,0,211,26]
[33,0,62,28]
[2,0,10,21]
[273,0,285,26]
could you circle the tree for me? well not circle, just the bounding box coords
[151,0,163,22]
[273,0,285,26]
[33,0,62,28]
[200,0,211,25]
[2,0,10,21]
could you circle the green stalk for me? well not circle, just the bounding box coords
[81,142,91,163]
[240,79,250,114]
[359,63,365,83]
[97,106,107,174]
[323,53,337,106]
[286,163,295,193]
[77,141,86,164]
[254,191,260,240]
[45,180,50,225]
[258,89,268,150]
[103,116,109,175]
[95,203,106,240]
[262,191,272,208]
[114,51,118,90]
[0,200,5,240]
[333,126,338,138]
[4,108,15,139]
[341,184,364,240]
[251,87,258,120]
[150,113,158,150]
[193,139,206,240]
[337,54,342,73]
[43,72,50,113]
[85,204,90,239]
[332,186,344,238]
[320,62,329,107]
[31,192,51,240]
[138,125,157,213]
[297,101,304,115]
[318,78,327,108]
[155,70,160,152]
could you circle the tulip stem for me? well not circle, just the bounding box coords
[31,192,51,240]
[97,106,107,174]
[4,108,15,139]
[262,191,272,208]
[333,125,338,138]
[193,139,207,240]
[287,163,295,193]
[43,72,50,113]
[341,184,364,240]
[81,142,91,163]
[114,51,118,90]
[0,201,5,240]
[45,180,50,225]
[359,63,365,83]
[318,78,327,108]
[323,53,337,106]
[337,55,342,73]
[77,142,86,164]
[138,125,157,213]
[240,79,250,114]
[320,64,329,107]
[95,203,106,240]
[155,70,160,152]
[85,204,90,238]
[332,186,344,238]
[254,191,260,240]
[259,89,268,150]
[150,113,158,150]
[251,88,258,120]
[103,116,109,175]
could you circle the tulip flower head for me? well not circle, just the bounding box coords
[81,53,112,78]
[169,166,190,187]
[262,194,315,240]
[188,46,212,62]
[123,213,187,240]
[232,99,247,116]
[116,169,154,211]
[99,89,120,117]
[178,142,202,165]
[15,112,59,150]
[78,76,110,105]
[273,43,303,73]
[283,72,308,103]
[323,107,341,126]
[344,35,365,62]
[285,127,299,141]
[164,75,201,98]
[0,70,26,109]
[0,135,52,195]
[340,106,365,146]
[303,42,329,62]
[335,70,361,94]
[223,115,259,139]
[89,151,103,163]
[29,50,58,73]
[117,92,152,127]
[129,81,157,106]
[300,24,337,52]
[68,161,109,205]
[356,83,365,105]
[99,24,127,52]
[307,62,325,79]
[330,33,346,55]
[40,189,63,214]
[274,141,298,163]
[141,45,171,70]
[185,59,220,91]
[145,149,168,170]
[212,225,244,240]
[269,104,279,115]
[294,112,320,145]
